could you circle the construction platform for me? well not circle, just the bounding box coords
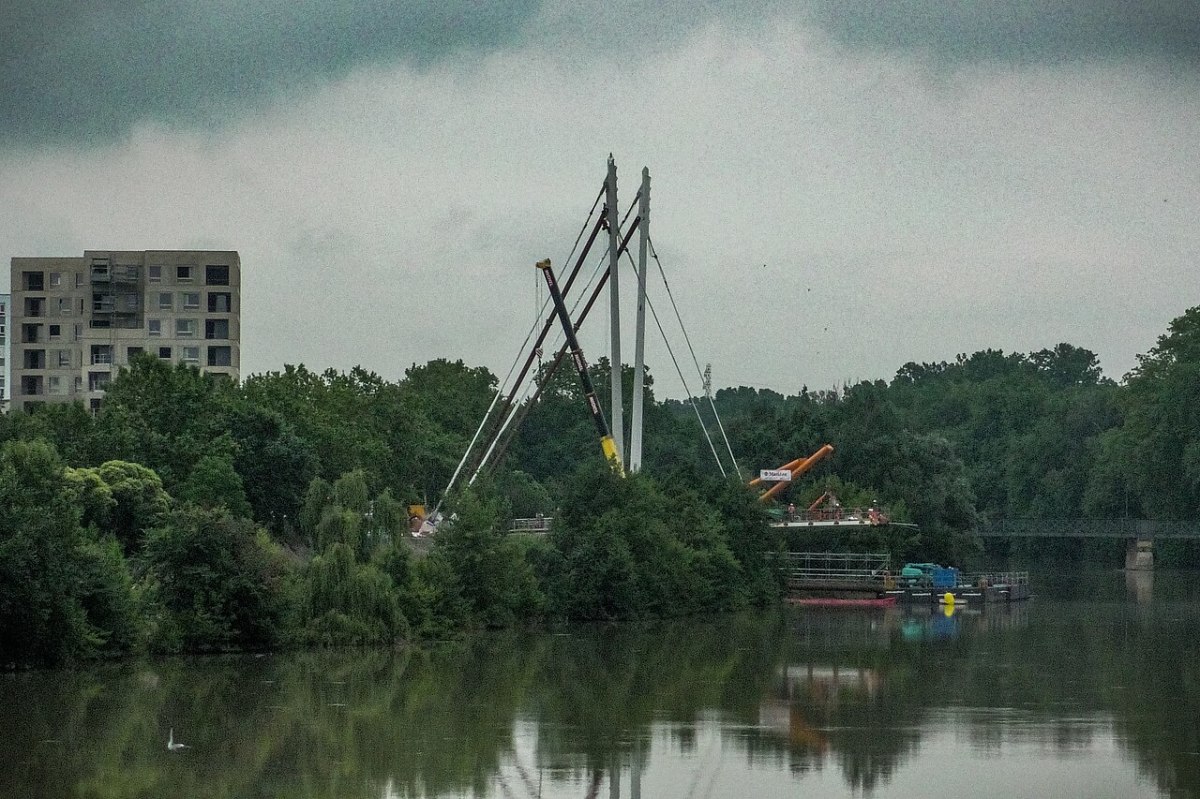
[770,508,887,529]
[780,552,1031,605]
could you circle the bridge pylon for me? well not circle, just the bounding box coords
[1125,538,1154,571]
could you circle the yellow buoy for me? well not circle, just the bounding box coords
[943,592,955,607]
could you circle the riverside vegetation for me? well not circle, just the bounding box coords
[1,307,1198,666]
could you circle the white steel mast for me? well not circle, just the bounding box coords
[629,167,650,472]
[605,155,626,466]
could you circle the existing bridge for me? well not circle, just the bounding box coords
[974,519,1200,539]
[974,518,1200,570]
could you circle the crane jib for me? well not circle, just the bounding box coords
[535,258,625,476]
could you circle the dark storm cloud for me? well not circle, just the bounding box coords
[801,1,1200,66]
[0,0,539,146]
[4,1,1197,148]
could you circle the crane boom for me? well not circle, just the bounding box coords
[535,259,624,476]
[757,444,834,502]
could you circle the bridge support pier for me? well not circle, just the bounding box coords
[1125,538,1154,571]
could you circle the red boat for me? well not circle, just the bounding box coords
[789,595,898,608]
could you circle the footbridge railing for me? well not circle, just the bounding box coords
[975,518,1200,539]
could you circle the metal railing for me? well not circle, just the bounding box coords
[509,517,553,534]
[91,264,139,283]
[976,518,1200,539]
[778,551,892,583]
[958,570,1029,588]
[780,507,889,525]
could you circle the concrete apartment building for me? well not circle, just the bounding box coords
[1,293,8,409]
[9,250,240,411]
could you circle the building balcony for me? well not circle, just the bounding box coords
[90,264,139,283]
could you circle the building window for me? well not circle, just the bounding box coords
[182,346,200,365]
[148,319,161,336]
[22,271,45,291]
[48,324,61,339]
[127,346,144,362]
[24,350,46,369]
[50,272,62,287]
[73,324,82,341]
[57,298,72,315]
[57,350,71,367]
[90,345,113,365]
[74,376,82,392]
[88,372,110,392]
[158,292,173,310]
[205,265,230,285]
[149,265,162,282]
[48,376,66,395]
[75,273,84,288]
[205,318,229,339]
[207,292,232,313]
[176,265,194,282]
[181,292,200,310]
[207,345,232,367]
[89,319,111,328]
[175,318,197,337]
[158,346,172,359]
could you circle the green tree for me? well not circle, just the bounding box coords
[143,506,294,652]
[1095,307,1200,527]
[0,441,94,664]
[178,453,253,517]
[301,542,407,646]
[95,460,171,550]
[435,487,542,627]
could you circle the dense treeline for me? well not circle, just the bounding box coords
[0,357,779,666]
[693,308,1200,565]
[1,307,1198,665]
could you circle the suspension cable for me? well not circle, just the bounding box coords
[443,184,605,500]
[648,235,743,480]
[477,195,648,479]
[618,241,726,478]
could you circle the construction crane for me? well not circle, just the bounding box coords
[536,258,624,476]
[751,444,833,502]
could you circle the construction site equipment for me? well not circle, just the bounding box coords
[536,258,624,476]
[753,444,834,502]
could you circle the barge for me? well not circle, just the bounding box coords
[780,552,1031,605]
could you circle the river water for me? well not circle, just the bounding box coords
[2,571,1199,799]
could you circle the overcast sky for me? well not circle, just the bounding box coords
[3,2,1198,397]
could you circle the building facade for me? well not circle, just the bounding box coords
[9,250,240,411]
[0,293,8,409]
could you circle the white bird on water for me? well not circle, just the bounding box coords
[167,728,189,751]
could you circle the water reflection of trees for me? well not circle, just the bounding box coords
[1,594,1198,798]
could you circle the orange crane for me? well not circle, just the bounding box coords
[752,444,833,502]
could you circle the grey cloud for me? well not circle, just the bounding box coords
[3,1,1196,149]
[800,1,1200,67]
[0,0,539,146]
